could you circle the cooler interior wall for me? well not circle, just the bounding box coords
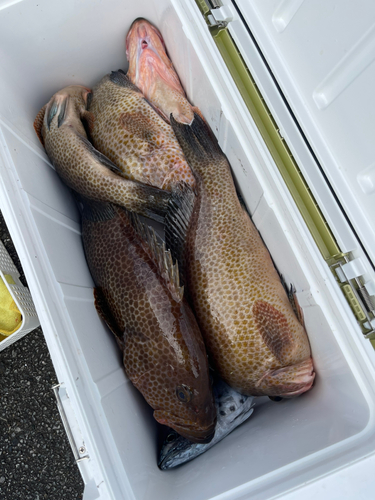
[0,1,372,499]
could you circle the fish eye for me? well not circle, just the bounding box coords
[166,433,176,443]
[176,385,192,403]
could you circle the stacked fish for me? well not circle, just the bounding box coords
[33,18,315,468]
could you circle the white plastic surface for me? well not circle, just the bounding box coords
[0,240,39,350]
[0,1,375,499]
[233,0,375,268]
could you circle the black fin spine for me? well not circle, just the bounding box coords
[170,114,201,156]
[128,212,184,301]
[190,113,221,156]
[86,91,93,110]
[164,183,196,286]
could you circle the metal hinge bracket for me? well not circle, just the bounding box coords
[52,383,90,463]
[330,254,375,339]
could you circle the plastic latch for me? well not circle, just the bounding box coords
[211,5,234,23]
[364,318,375,331]
[340,258,367,280]
[365,280,375,296]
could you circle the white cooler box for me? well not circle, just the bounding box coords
[1,0,375,499]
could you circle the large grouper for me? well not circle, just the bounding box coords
[33,85,170,223]
[166,114,315,398]
[79,197,216,443]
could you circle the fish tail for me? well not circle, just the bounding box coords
[126,182,171,223]
[170,112,224,168]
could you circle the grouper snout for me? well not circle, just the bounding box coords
[126,18,197,124]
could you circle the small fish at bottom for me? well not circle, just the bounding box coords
[159,378,255,470]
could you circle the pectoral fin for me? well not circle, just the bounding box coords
[120,111,160,144]
[253,300,293,364]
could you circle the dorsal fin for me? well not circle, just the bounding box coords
[164,183,196,285]
[279,277,305,328]
[129,212,184,303]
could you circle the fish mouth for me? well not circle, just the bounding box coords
[255,357,315,398]
[126,17,185,121]
[126,18,166,61]
[154,410,217,444]
[172,423,216,444]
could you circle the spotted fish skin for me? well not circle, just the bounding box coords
[33,85,171,223]
[126,18,202,125]
[167,114,315,398]
[80,199,216,443]
[88,72,195,190]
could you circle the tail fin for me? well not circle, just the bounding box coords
[170,112,224,167]
[110,70,140,92]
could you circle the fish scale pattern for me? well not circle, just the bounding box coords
[89,74,195,190]
[34,85,169,222]
[169,115,315,398]
[81,204,216,443]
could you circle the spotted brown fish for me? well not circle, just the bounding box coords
[166,114,315,398]
[33,85,170,222]
[80,197,216,443]
[88,71,195,190]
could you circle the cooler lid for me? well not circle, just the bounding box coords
[232,0,375,267]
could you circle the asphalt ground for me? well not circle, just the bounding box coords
[0,211,84,500]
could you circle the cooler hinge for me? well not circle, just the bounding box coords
[195,0,232,28]
[329,254,375,339]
